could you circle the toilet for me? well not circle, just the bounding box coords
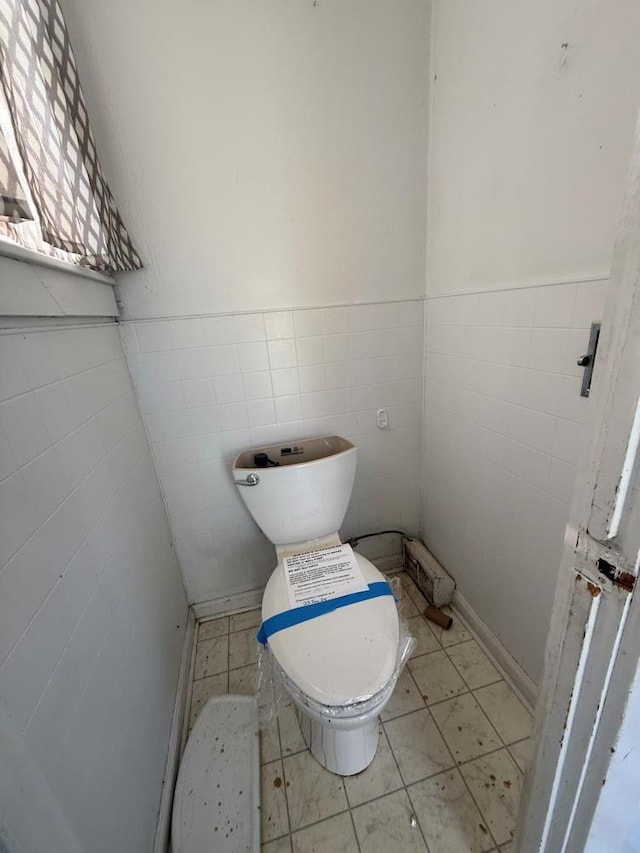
[232,435,402,776]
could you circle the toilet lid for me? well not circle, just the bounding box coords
[171,695,260,853]
[262,553,399,706]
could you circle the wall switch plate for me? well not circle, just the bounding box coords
[376,408,388,429]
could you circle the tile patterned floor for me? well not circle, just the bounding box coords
[187,571,531,853]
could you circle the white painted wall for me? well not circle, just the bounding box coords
[423,0,640,683]
[428,0,640,296]
[61,0,431,319]
[0,306,187,851]
[53,0,431,607]
[52,0,640,690]
[121,300,424,604]
[423,280,608,682]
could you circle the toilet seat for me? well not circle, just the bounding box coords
[262,553,399,707]
[171,695,260,853]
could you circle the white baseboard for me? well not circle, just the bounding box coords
[193,587,264,621]
[153,607,196,853]
[453,591,538,712]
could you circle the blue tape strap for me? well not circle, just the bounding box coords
[256,580,393,646]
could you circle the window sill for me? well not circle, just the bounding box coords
[0,239,119,321]
[0,235,115,285]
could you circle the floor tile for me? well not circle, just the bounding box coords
[385,708,454,785]
[351,789,428,853]
[399,585,420,619]
[430,694,502,764]
[229,626,259,669]
[261,718,281,764]
[408,649,467,705]
[261,760,290,842]
[406,580,429,611]
[189,595,528,853]
[460,748,523,846]
[429,608,472,647]
[198,615,229,641]
[343,729,403,806]
[194,635,229,679]
[390,570,412,587]
[283,749,348,831]
[507,738,531,773]
[474,681,533,744]
[447,641,501,690]
[189,671,228,727]
[262,836,292,853]
[229,663,257,695]
[230,608,262,633]
[278,702,307,756]
[291,811,358,853]
[380,667,425,721]
[408,615,441,657]
[408,768,494,853]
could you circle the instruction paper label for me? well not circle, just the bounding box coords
[283,544,368,608]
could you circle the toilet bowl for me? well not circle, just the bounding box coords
[232,435,403,776]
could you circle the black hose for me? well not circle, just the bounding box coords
[347,529,412,548]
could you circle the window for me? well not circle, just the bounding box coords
[0,0,141,274]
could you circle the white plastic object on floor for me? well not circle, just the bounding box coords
[171,695,260,853]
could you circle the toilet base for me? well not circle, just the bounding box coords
[296,705,380,776]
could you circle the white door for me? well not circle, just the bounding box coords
[516,113,640,852]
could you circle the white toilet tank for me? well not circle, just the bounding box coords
[232,435,356,546]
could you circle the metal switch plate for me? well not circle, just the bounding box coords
[578,322,601,398]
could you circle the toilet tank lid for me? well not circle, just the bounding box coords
[262,553,399,706]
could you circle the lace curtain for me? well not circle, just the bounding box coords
[0,0,141,273]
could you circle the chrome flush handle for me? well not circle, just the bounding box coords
[235,473,260,487]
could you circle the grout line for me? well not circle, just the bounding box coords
[424,354,586,384]
[0,372,133,487]
[423,415,579,503]
[425,321,597,332]
[424,274,608,300]
[278,731,294,843]
[121,298,426,326]
[1,422,147,668]
[23,451,152,736]
[457,760,506,849]
[377,725,433,853]
[421,676,516,848]
[0,351,124,406]
[282,806,354,846]
[466,798,501,849]
[425,371,586,422]
[348,806,364,853]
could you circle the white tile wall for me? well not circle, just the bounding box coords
[0,323,187,853]
[421,280,609,683]
[121,300,425,604]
